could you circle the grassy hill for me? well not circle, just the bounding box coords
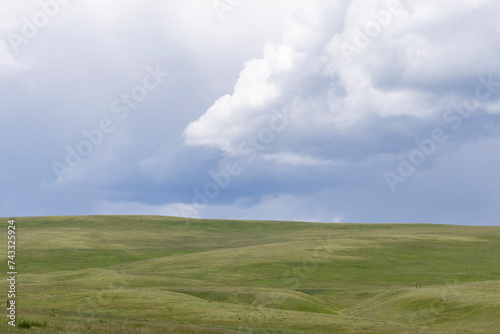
[1,215,499,333]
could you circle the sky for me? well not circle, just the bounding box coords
[1,0,500,225]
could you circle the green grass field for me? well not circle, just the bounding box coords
[1,215,499,333]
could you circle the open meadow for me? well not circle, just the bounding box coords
[1,216,499,333]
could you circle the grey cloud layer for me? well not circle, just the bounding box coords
[1,0,499,225]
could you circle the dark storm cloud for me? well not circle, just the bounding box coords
[1,0,499,225]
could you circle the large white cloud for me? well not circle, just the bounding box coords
[184,0,500,157]
[184,43,293,152]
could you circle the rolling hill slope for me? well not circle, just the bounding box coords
[1,216,499,333]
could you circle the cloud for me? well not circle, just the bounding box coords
[197,192,344,223]
[0,40,20,74]
[174,0,500,225]
[0,11,22,74]
[2,0,500,226]
[263,152,342,167]
[184,0,500,160]
[183,43,295,153]
[97,200,201,218]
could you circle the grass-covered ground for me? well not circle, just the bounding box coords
[1,215,499,333]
